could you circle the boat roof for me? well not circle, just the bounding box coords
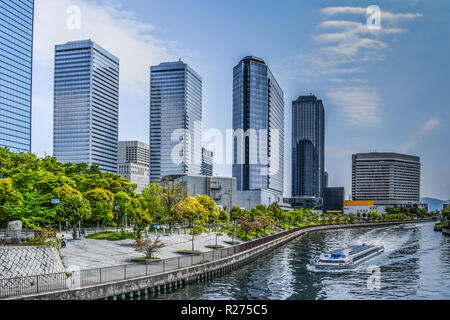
[329,244,368,259]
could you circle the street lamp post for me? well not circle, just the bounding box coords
[224,189,231,225]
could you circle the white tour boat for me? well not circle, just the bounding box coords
[312,244,384,270]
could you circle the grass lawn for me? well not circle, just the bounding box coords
[86,231,136,241]
[175,250,201,255]
[205,245,225,249]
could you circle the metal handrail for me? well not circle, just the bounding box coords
[0,226,301,299]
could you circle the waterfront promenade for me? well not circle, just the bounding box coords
[59,230,236,270]
[0,219,434,300]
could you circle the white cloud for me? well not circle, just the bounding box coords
[320,7,366,16]
[326,86,383,127]
[34,0,176,96]
[319,7,423,22]
[31,0,183,156]
[400,118,441,152]
[314,7,422,63]
[421,118,441,135]
[323,66,365,75]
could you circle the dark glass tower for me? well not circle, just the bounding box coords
[292,95,325,198]
[232,56,284,195]
[0,0,34,152]
[53,40,119,173]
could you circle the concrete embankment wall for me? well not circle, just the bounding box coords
[0,246,65,279]
[9,219,433,300]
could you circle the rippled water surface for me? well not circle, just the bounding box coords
[147,222,450,300]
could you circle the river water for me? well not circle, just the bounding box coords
[148,222,450,300]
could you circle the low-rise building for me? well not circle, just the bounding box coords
[343,200,386,215]
[201,148,214,176]
[174,175,236,212]
[323,187,344,213]
[284,196,322,209]
[118,141,150,194]
[234,189,285,211]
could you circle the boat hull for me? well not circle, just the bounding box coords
[313,247,384,271]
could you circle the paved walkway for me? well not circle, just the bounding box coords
[59,231,235,270]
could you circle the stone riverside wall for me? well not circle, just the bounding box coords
[0,247,65,279]
[6,219,433,300]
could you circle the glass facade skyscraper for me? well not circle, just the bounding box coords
[150,60,202,182]
[232,56,284,195]
[53,40,119,173]
[0,0,34,153]
[292,95,325,198]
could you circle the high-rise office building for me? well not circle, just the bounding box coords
[292,95,325,199]
[232,56,284,196]
[0,0,34,152]
[53,40,119,173]
[149,60,202,182]
[118,141,149,194]
[352,152,421,207]
[201,147,213,176]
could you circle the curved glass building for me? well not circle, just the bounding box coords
[232,56,284,195]
[292,95,325,199]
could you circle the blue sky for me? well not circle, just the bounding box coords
[31,0,450,200]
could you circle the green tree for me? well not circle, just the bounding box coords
[55,195,91,239]
[218,208,229,223]
[175,196,209,250]
[160,181,187,229]
[236,216,255,239]
[133,197,153,238]
[255,214,273,235]
[84,188,114,227]
[52,184,81,201]
[195,194,219,222]
[230,205,244,221]
[267,202,284,223]
[113,191,132,230]
[3,190,55,229]
[142,183,164,222]
[0,177,20,224]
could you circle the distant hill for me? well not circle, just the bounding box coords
[421,197,449,212]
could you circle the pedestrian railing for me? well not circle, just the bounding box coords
[0,226,303,299]
[0,229,36,245]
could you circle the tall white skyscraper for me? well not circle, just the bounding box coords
[53,40,119,173]
[0,0,34,153]
[149,60,202,182]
